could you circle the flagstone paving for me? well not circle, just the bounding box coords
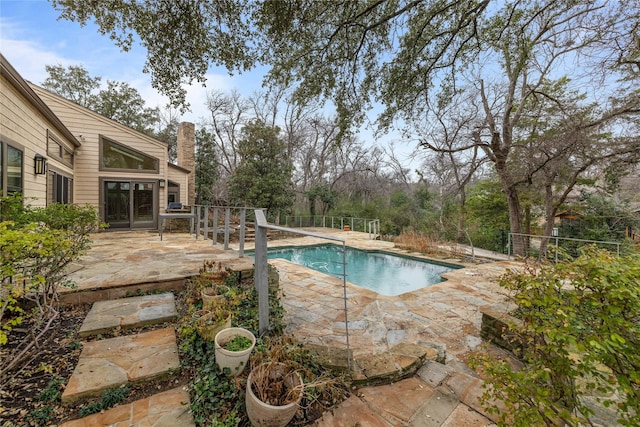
[60,229,514,425]
[313,362,495,426]
[60,387,194,427]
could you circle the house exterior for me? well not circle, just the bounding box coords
[1,53,192,230]
[1,54,80,205]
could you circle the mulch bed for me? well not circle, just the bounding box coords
[0,303,184,426]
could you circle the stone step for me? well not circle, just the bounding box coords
[60,386,195,427]
[409,388,459,426]
[62,327,180,404]
[78,293,178,338]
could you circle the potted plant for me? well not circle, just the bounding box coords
[201,284,230,309]
[198,260,231,283]
[214,327,256,376]
[193,294,234,341]
[245,361,303,427]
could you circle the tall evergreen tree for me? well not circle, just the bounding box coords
[194,128,219,205]
[227,121,294,222]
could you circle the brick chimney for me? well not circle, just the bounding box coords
[177,122,195,205]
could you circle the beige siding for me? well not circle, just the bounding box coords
[0,75,76,206]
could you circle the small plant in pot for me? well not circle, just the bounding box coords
[222,334,252,352]
[201,284,231,309]
[246,361,303,427]
[214,327,256,376]
[194,297,233,341]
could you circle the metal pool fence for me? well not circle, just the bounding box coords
[254,210,353,374]
[284,215,380,238]
[508,232,621,262]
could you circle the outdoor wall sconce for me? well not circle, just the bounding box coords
[34,154,47,175]
[159,179,166,188]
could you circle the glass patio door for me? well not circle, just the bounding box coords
[104,180,157,229]
[132,182,155,228]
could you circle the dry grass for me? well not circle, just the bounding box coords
[249,361,303,406]
[394,231,468,258]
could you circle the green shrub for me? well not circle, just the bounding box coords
[1,195,102,374]
[473,247,640,426]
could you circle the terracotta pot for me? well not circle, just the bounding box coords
[214,327,256,376]
[246,362,303,427]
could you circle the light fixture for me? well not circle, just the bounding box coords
[34,154,47,175]
[159,179,166,188]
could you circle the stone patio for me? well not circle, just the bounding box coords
[59,229,517,425]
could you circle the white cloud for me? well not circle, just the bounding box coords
[1,38,71,84]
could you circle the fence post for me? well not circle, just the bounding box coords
[212,207,219,245]
[203,206,209,241]
[239,208,246,258]
[224,208,230,250]
[340,242,351,373]
[254,210,269,335]
[195,205,201,239]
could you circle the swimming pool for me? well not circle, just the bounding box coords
[248,244,460,296]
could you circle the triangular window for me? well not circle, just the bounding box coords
[100,136,158,172]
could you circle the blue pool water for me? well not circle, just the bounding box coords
[248,244,459,296]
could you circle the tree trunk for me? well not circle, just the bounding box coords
[524,204,531,254]
[493,146,525,257]
[539,183,558,257]
[505,188,525,257]
[456,189,466,243]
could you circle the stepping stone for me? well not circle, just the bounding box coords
[59,386,195,427]
[357,377,436,424]
[410,387,459,426]
[79,293,177,337]
[313,395,392,426]
[62,327,180,404]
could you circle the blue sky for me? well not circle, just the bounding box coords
[0,0,267,123]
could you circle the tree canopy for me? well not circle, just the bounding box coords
[50,0,640,254]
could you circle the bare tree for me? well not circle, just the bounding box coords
[416,87,487,242]
[418,2,639,256]
[205,90,251,176]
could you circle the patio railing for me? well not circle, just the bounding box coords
[507,232,622,262]
[170,208,381,253]
[253,210,352,373]
[284,215,380,238]
[175,205,264,257]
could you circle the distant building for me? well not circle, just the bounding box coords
[553,209,583,227]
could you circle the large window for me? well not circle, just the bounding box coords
[100,136,159,172]
[1,141,24,196]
